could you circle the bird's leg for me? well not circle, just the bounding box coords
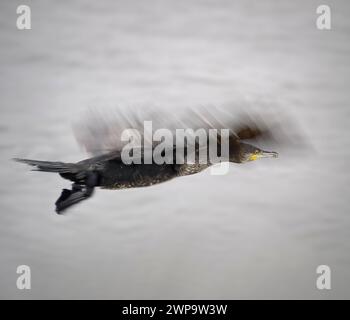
[72,183,83,191]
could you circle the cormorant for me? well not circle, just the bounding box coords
[14,107,279,213]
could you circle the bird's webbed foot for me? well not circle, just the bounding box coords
[55,184,95,214]
[55,172,99,214]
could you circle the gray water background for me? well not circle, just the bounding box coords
[0,0,349,299]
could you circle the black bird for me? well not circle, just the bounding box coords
[14,106,279,213]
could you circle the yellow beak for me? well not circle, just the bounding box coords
[249,151,278,161]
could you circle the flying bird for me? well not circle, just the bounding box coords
[14,105,281,213]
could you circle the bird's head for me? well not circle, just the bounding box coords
[232,142,278,163]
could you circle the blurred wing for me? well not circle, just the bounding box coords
[73,104,301,156]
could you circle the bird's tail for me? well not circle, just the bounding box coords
[13,158,81,174]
